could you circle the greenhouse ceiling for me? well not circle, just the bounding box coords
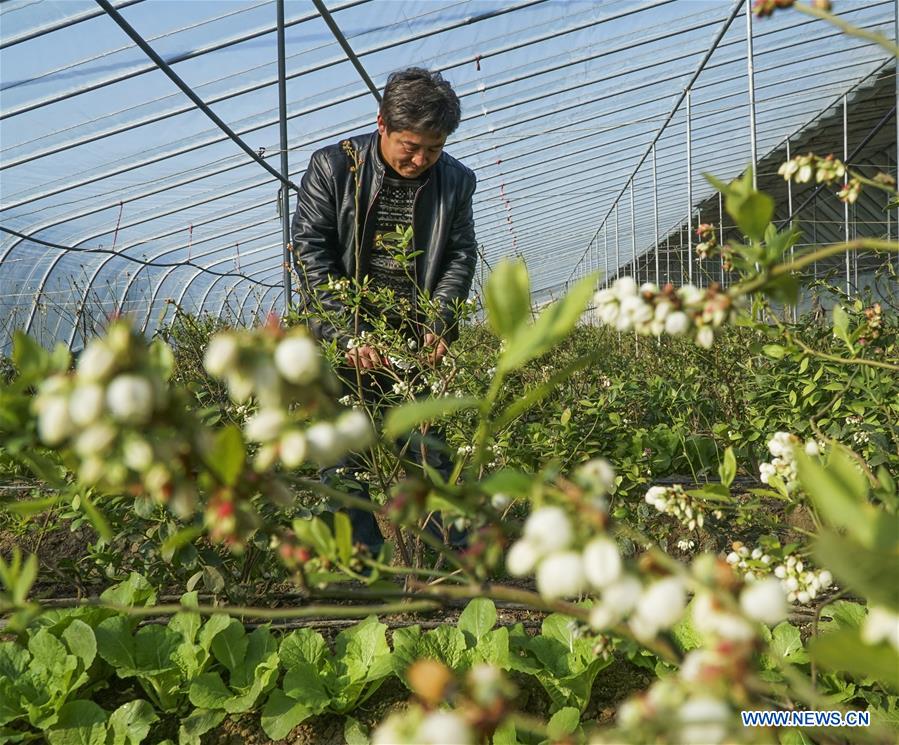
[0,0,896,351]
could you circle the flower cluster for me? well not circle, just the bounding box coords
[837,177,862,204]
[863,302,883,341]
[593,277,736,349]
[726,542,833,605]
[778,153,846,186]
[694,223,717,260]
[773,555,833,604]
[758,431,822,496]
[644,484,717,531]
[32,321,200,517]
[204,324,372,469]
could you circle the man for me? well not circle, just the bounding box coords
[291,68,478,553]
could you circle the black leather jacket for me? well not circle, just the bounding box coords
[291,131,478,347]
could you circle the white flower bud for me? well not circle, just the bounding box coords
[123,437,154,472]
[416,710,472,745]
[79,456,105,484]
[633,577,686,637]
[106,374,154,424]
[861,607,899,651]
[774,565,787,579]
[613,276,637,299]
[797,590,810,604]
[665,311,690,336]
[726,552,740,565]
[37,396,74,446]
[244,408,285,443]
[817,570,832,588]
[536,551,586,599]
[740,578,787,625]
[78,342,117,382]
[305,421,343,465]
[582,537,622,590]
[577,458,616,495]
[74,423,117,457]
[679,697,730,745]
[252,361,282,408]
[506,539,540,577]
[68,384,105,427]
[695,326,714,349]
[203,334,239,378]
[523,506,573,555]
[490,493,512,511]
[225,370,254,403]
[274,335,320,385]
[335,409,373,451]
[279,429,307,468]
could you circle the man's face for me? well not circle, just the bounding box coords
[377,113,446,178]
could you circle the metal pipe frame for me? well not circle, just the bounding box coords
[844,93,851,296]
[746,3,758,189]
[653,143,660,285]
[686,88,694,284]
[277,0,293,316]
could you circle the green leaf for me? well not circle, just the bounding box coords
[796,448,874,546]
[762,344,787,359]
[260,689,317,740]
[133,625,180,674]
[818,601,866,634]
[546,707,581,739]
[292,517,336,559]
[384,396,480,440]
[343,717,369,745]
[809,629,899,691]
[500,274,596,373]
[100,573,156,608]
[813,530,899,611]
[210,620,247,673]
[95,616,137,671]
[735,191,774,242]
[458,598,497,643]
[769,622,808,665]
[334,512,353,566]
[486,258,531,339]
[45,700,106,745]
[12,332,50,383]
[188,672,233,710]
[480,469,532,497]
[78,493,112,542]
[833,305,851,347]
[207,425,245,487]
[492,718,518,745]
[279,628,328,670]
[107,699,158,745]
[62,620,96,670]
[177,708,225,745]
[718,447,737,489]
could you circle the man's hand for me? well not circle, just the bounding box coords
[345,344,386,370]
[423,333,448,367]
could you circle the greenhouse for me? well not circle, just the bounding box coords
[1,0,898,743]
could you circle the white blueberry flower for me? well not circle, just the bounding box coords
[536,551,586,599]
[74,423,117,458]
[274,335,320,385]
[251,361,281,408]
[804,440,820,456]
[245,408,285,443]
[506,540,540,577]
[740,577,787,626]
[582,537,622,590]
[695,326,714,349]
[818,570,833,589]
[335,409,373,451]
[613,276,638,299]
[203,334,239,378]
[106,374,154,424]
[523,506,573,555]
[68,384,105,427]
[416,710,472,745]
[78,342,117,382]
[123,437,154,472]
[665,311,690,336]
[37,396,74,446]
[225,370,254,404]
[577,458,616,495]
[491,493,512,511]
[305,421,343,465]
[631,577,686,639]
[861,607,899,651]
[679,697,731,745]
[279,430,308,468]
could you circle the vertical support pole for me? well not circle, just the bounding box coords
[746,5,758,189]
[686,88,693,284]
[630,180,636,283]
[786,139,794,319]
[843,93,851,297]
[895,0,898,279]
[718,190,725,289]
[277,0,292,317]
[615,203,620,280]
[652,143,660,286]
[665,234,670,286]
[604,225,609,288]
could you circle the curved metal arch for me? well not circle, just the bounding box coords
[52,220,282,345]
[0,0,146,50]
[2,0,370,121]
